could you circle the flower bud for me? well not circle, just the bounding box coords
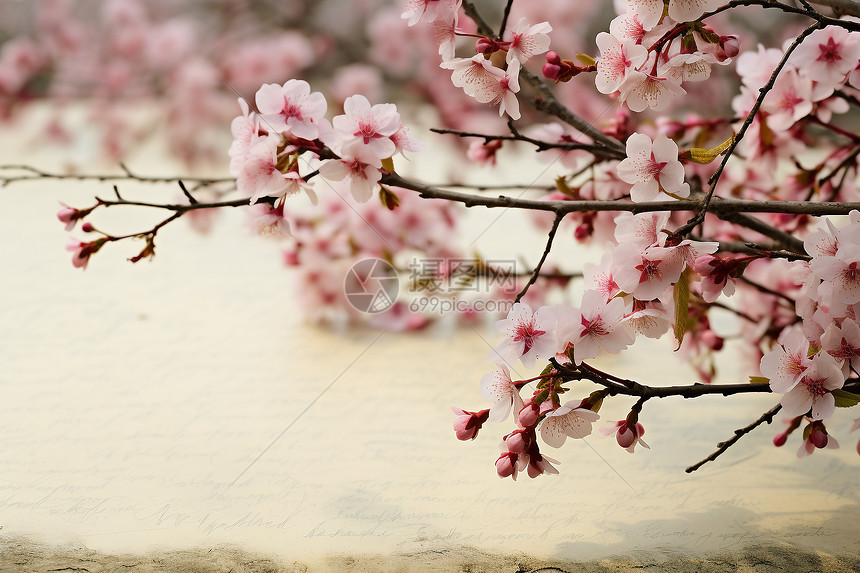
[476,37,502,55]
[811,428,828,449]
[506,430,529,454]
[452,407,490,441]
[719,35,740,59]
[616,422,637,449]
[518,403,540,427]
[81,222,94,233]
[773,432,788,447]
[542,63,562,80]
[495,452,517,478]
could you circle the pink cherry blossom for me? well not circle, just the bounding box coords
[562,289,635,364]
[332,94,400,159]
[692,254,739,303]
[57,202,81,231]
[761,325,812,393]
[441,55,521,118]
[525,447,559,478]
[761,68,812,132]
[780,352,845,420]
[248,202,291,239]
[401,0,461,27]
[810,243,860,305]
[66,237,106,270]
[228,98,261,176]
[236,134,315,205]
[429,16,457,62]
[600,419,650,453]
[539,400,600,447]
[614,211,670,250]
[617,133,690,201]
[624,0,668,31]
[480,365,525,423]
[821,319,860,372]
[594,32,648,95]
[792,26,860,88]
[491,302,559,368]
[797,425,839,458]
[612,243,686,301]
[505,18,552,65]
[318,142,383,203]
[583,253,622,301]
[451,407,490,441]
[390,122,424,156]
[618,69,687,112]
[255,79,328,141]
[666,0,724,25]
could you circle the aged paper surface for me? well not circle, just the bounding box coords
[1,108,858,569]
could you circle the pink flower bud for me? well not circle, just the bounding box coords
[719,35,740,59]
[495,452,517,478]
[452,407,489,441]
[476,37,503,55]
[616,422,637,449]
[542,63,562,80]
[57,202,80,231]
[81,222,94,233]
[546,51,561,65]
[506,430,529,454]
[518,403,540,428]
[811,428,828,449]
[773,432,788,447]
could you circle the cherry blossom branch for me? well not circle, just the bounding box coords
[515,212,565,303]
[808,0,860,17]
[460,1,628,159]
[707,0,860,29]
[0,164,235,189]
[383,172,860,217]
[685,404,783,473]
[429,126,612,155]
[675,22,824,237]
[498,0,516,39]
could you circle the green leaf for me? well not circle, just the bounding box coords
[673,269,691,348]
[833,389,860,408]
[576,53,595,66]
[749,376,770,385]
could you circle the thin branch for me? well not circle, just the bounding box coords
[714,210,808,255]
[707,0,860,29]
[818,145,860,188]
[460,1,627,159]
[429,126,610,155]
[0,164,234,187]
[498,0,515,39]
[685,404,782,473]
[515,212,565,303]
[676,22,823,237]
[383,172,860,217]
